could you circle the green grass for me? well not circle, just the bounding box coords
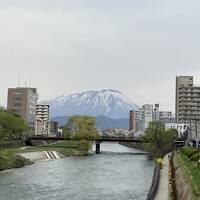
[14,141,84,156]
[0,149,32,171]
[0,141,90,171]
[178,149,200,197]
[44,141,80,148]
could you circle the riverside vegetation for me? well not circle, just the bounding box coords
[0,108,30,171]
[0,110,100,171]
[142,121,178,158]
[176,147,200,199]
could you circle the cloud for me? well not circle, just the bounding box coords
[0,0,200,112]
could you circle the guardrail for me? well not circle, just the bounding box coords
[146,165,161,200]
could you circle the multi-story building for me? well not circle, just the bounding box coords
[153,104,160,121]
[36,105,50,135]
[130,104,173,134]
[50,121,59,134]
[105,128,133,138]
[35,117,43,136]
[142,104,153,130]
[129,109,144,132]
[7,87,38,134]
[175,76,200,138]
[129,110,135,131]
[153,104,173,122]
[165,123,189,139]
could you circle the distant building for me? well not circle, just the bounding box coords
[7,87,38,134]
[50,121,59,134]
[130,104,174,134]
[129,109,144,132]
[135,109,144,132]
[105,128,133,138]
[153,104,160,121]
[36,105,50,135]
[129,110,135,131]
[142,104,153,130]
[175,76,200,138]
[35,117,43,136]
[165,123,189,139]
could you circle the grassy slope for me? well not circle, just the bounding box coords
[0,141,86,171]
[0,149,32,171]
[177,151,200,199]
[18,141,84,156]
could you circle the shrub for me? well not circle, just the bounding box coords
[156,158,163,167]
[79,140,91,153]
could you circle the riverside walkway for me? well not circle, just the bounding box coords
[154,155,169,200]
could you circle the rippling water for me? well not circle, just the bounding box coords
[0,143,154,200]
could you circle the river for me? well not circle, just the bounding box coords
[0,143,154,200]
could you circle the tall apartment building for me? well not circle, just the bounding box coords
[129,109,144,132]
[175,76,200,138]
[7,87,38,134]
[142,104,153,130]
[129,110,135,131]
[153,104,160,121]
[36,105,50,135]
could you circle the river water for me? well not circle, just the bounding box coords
[0,143,154,200]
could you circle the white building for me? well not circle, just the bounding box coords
[165,123,188,138]
[105,128,133,138]
[36,104,50,135]
[142,104,153,130]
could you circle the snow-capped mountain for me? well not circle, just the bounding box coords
[41,89,139,119]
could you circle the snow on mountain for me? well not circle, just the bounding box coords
[41,89,139,119]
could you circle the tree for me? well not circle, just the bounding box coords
[143,121,178,158]
[0,110,27,141]
[63,115,100,141]
[63,115,100,154]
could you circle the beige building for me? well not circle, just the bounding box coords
[7,87,38,134]
[175,76,200,138]
[129,109,144,132]
[35,117,43,136]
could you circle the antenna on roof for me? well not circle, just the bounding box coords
[17,72,21,87]
[29,76,32,88]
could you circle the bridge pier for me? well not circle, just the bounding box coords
[95,142,101,154]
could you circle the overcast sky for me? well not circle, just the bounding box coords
[1,0,200,112]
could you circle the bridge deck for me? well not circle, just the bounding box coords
[27,136,142,143]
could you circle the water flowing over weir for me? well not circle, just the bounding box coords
[0,143,154,200]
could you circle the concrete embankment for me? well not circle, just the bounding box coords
[19,151,64,162]
[173,154,196,200]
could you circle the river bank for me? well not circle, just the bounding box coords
[173,149,200,200]
[0,141,88,172]
[0,143,154,200]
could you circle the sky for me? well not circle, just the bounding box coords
[1,0,200,112]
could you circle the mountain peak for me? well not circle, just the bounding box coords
[41,89,139,118]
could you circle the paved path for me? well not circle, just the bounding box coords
[154,155,169,200]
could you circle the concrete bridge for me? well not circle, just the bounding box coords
[95,137,142,154]
[25,136,142,154]
[25,136,185,154]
